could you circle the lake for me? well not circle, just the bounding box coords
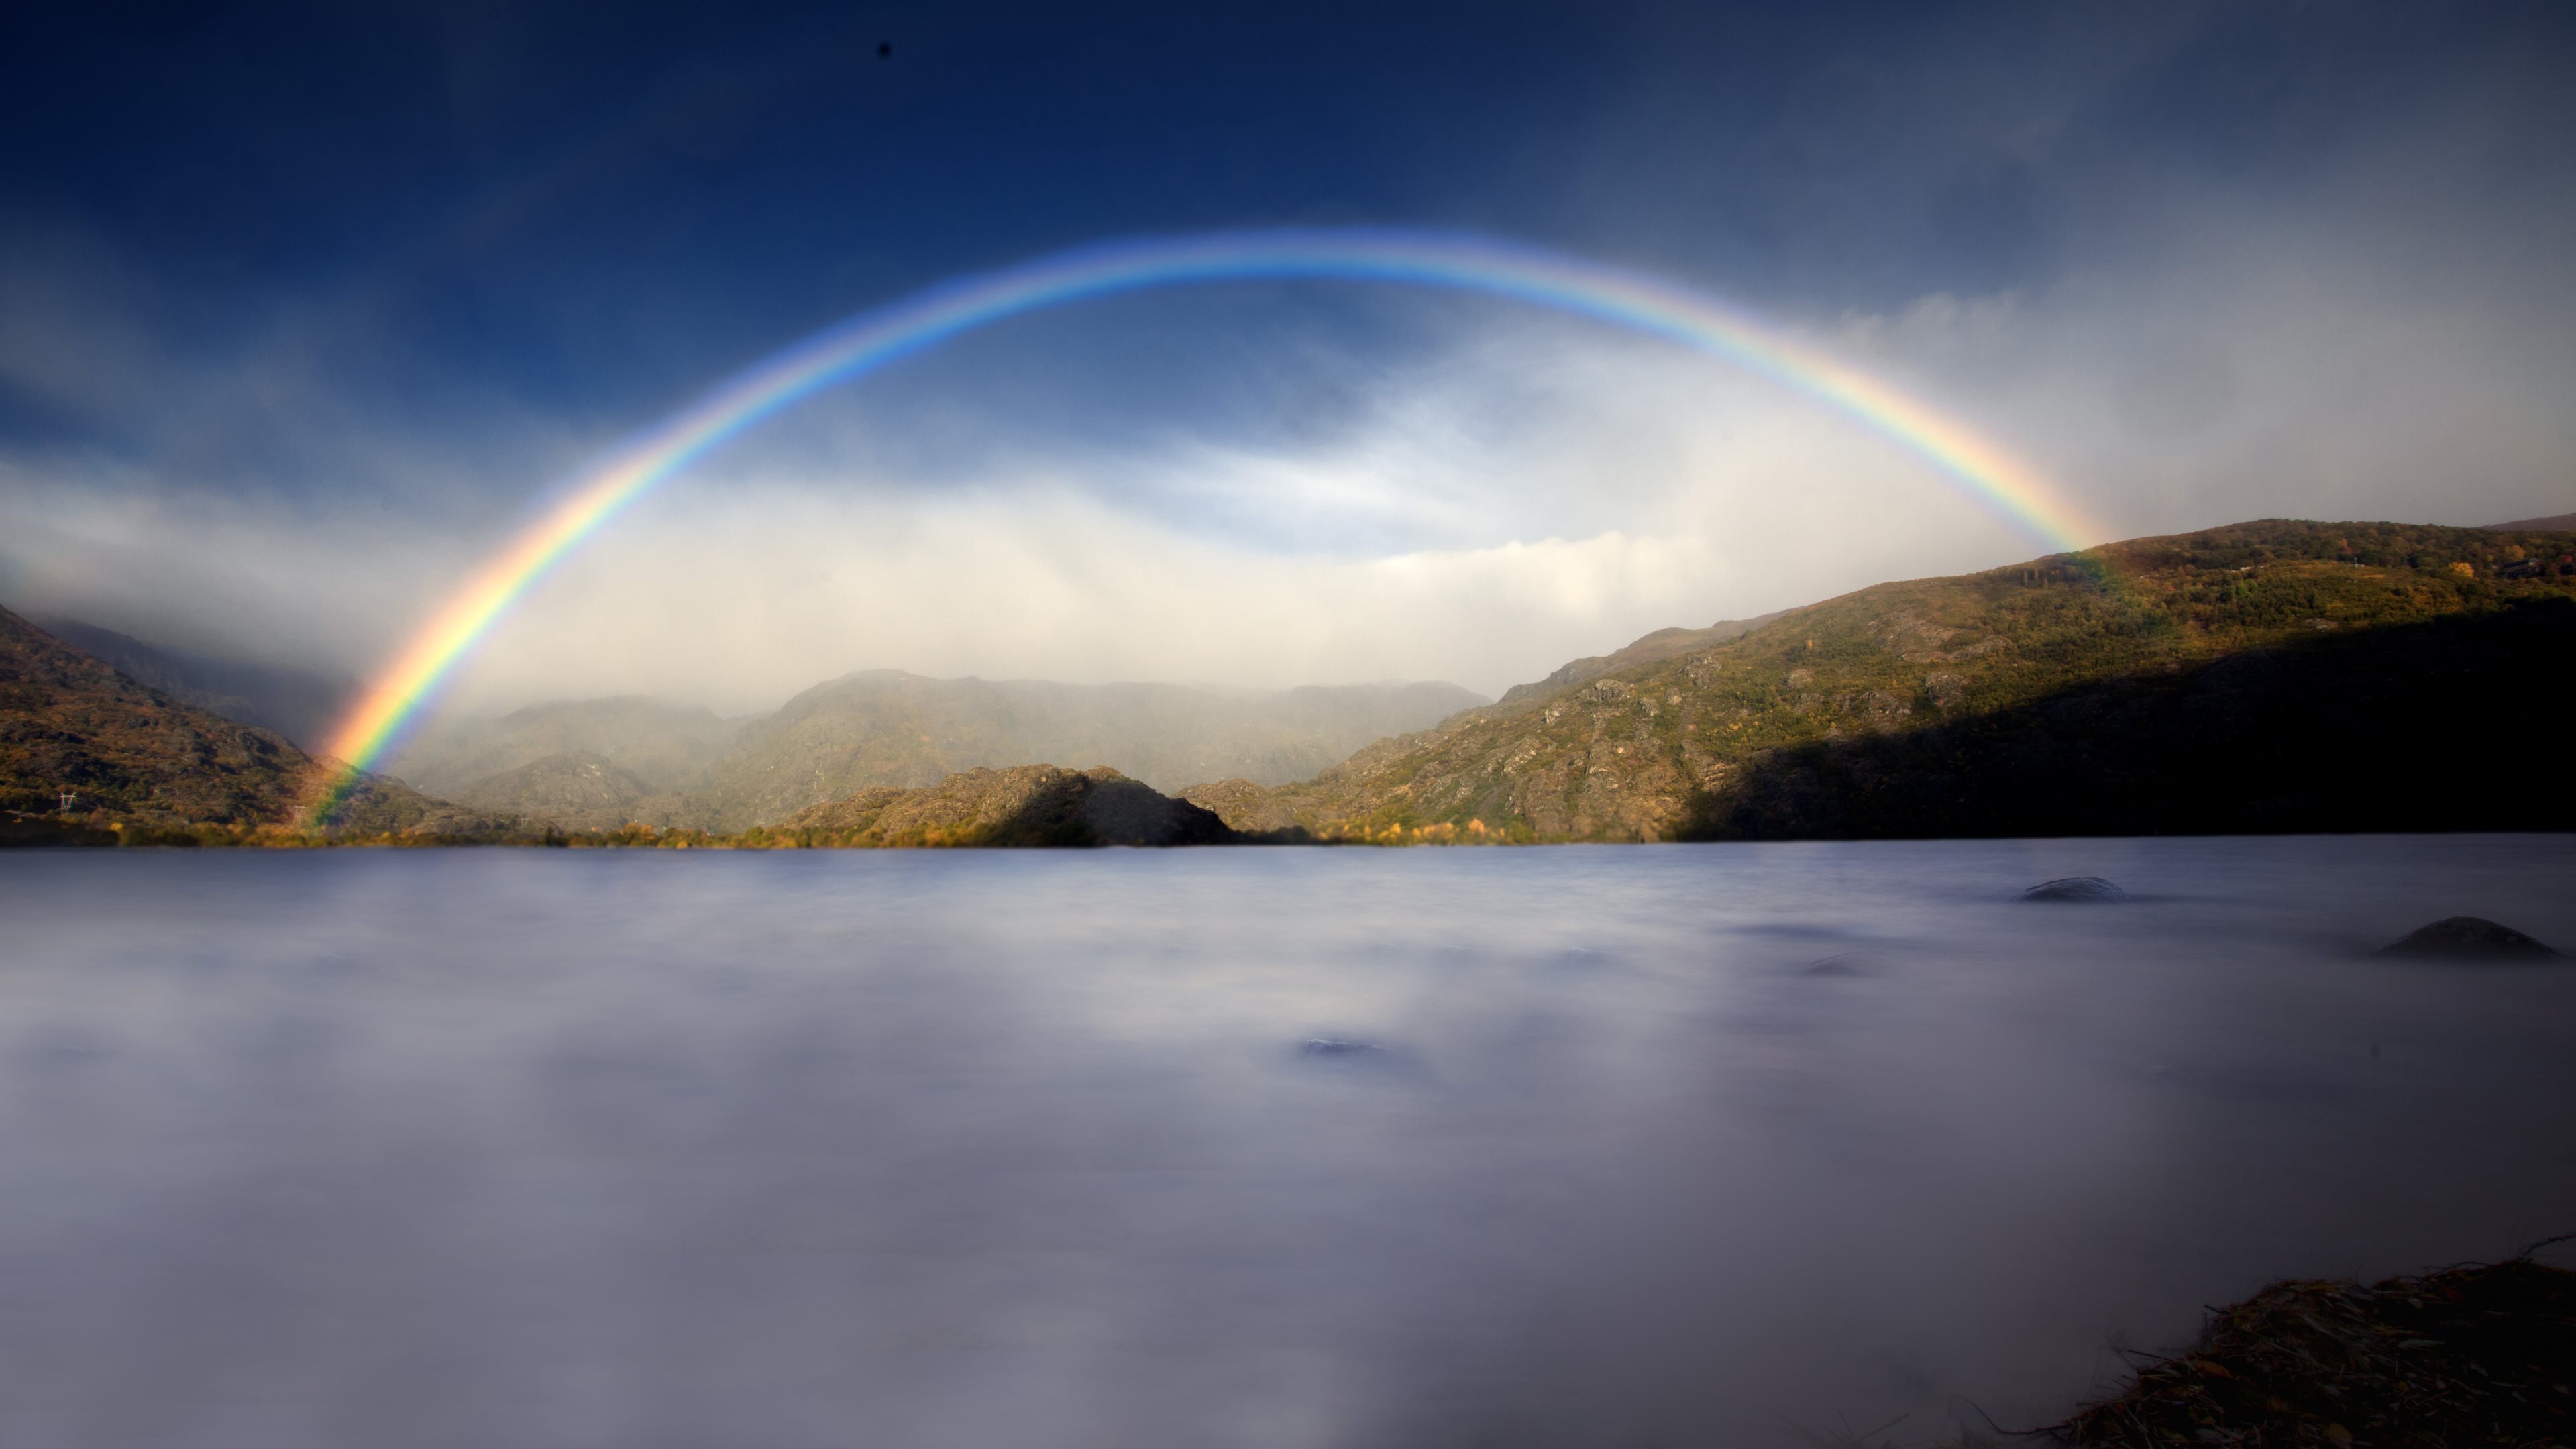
[2,836,2571,1448]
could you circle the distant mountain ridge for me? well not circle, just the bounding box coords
[2485,511,2576,531]
[392,697,736,804]
[449,749,661,827]
[385,670,1487,831]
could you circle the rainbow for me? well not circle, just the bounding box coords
[305,227,2106,824]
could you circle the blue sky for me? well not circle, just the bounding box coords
[3,1,2573,704]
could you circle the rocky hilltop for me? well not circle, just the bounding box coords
[1185,519,2576,841]
[777,764,1234,847]
[0,606,493,835]
[1491,611,1786,710]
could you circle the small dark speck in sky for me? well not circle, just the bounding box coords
[877,41,892,60]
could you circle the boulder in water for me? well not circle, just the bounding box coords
[2377,916,2563,960]
[2020,876,2129,903]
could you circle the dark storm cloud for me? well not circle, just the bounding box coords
[6,1,2554,492]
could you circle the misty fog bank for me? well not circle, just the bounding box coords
[4,835,2569,1446]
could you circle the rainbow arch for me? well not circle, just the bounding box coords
[305,227,2103,824]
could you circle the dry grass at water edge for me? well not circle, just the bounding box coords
[2041,1244,2575,1448]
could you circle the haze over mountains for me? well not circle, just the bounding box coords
[385,672,1487,832]
[8,609,1487,833]
[6,606,1490,834]
[9,513,2571,844]
[2488,511,2576,532]
[32,619,356,753]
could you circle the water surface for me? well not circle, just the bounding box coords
[3,837,2571,1448]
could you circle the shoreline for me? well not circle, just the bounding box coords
[12,812,2576,852]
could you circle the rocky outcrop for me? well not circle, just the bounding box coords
[2021,877,2129,902]
[779,765,1237,847]
[1493,612,1786,712]
[1181,777,1302,836]
[2377,916,2562,959]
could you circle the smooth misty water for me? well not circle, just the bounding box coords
[1,839,2571,1449]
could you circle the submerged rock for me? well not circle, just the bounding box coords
[1298,1038,1387,1060]
[1291,1038,1427,1078]
[2020,876,2130,903]
[1799,951,1887,977]
[2377,916,2563,960]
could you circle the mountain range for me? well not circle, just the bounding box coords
[384,672,1489,831]
[7,515,2571,844]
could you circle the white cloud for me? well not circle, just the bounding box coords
[0,333,2030,713]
